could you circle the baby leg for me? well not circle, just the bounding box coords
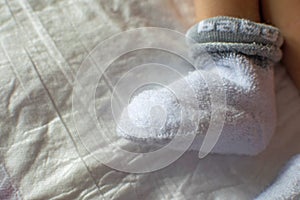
[117,1,283,155]
[261,0,300,89]
[194,0,260,22]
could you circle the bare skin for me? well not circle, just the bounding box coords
[261,0,300,89]
[194,0,261,22]
[194,0,300,90]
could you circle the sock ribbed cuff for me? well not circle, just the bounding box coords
[186,16,284,63]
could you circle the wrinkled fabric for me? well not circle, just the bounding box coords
[0,0,300,199]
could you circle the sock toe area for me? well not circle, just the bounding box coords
[116,88,181,144]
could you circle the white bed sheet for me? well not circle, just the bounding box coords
[0,0,300,199]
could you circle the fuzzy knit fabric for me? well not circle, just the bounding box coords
[117,16,283,155]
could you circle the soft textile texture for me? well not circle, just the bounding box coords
[0,0,300,199]
[255,154,300,199]
[117,17,283,155]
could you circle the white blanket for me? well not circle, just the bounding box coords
[0,0,299,199]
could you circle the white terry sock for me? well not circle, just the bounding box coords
[117,17,283,155]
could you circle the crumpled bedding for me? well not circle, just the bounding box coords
[0,0,299,199]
